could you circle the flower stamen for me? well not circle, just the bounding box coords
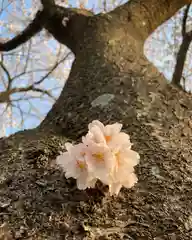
[76,160,86,169]
[115,151,120,167]
[105,135,111,142]
[92,153,104,162]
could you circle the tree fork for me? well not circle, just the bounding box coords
[0,0,191,239]
[0,4,93,54]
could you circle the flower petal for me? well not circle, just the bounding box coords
[65,142,74,152]
[88,126,106,144]
[88,120,105,132]
[104,123,122,137]
[109,132,131,151]
[109,182,122,195]
[123,173,138,188]
[56,152,72,170]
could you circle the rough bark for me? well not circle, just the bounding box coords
[0,0,192,239]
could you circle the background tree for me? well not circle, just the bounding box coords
[171,4,192,89]
[145,4,192,91]
[0,0,192,239]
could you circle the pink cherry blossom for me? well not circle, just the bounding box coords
[109,173,138,196]
[84,141,116,185]
[56,143,96,189]
[56,120,140,195]
[85,120,132,151]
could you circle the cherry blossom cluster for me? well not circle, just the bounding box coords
[56,120,140,195]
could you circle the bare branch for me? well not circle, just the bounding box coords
[0,55,62,103]
[34,52,71,85]
[171,34,192,88]
[23,40,32,74]
[172,4,192,88]
[0,59,12,87]
[0,91,10,103]
[182,4,191,36]
[26,87,56,100]
[0,10,45,52]
[0,85,56,104]
[0,46,69,105]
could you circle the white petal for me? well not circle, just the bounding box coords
[87,178,97,188]
[89,126,106,144]
[86,143,116,171]
[122,149,140,166]
[104,123,122,136]
[109,182,122,195]
[123,173,138,188]
[77,178,88,190]
[88,120,105,131]
[72,143,87,160]
[76,172,95,190]
[114,166,135,182]
[56,152,71,169]
[65,142,74,152]
[109,132,131,151]
[82,135,92,145]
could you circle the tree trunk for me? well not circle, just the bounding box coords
[0,1,192,239]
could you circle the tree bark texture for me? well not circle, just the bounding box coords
[0,0,192,239]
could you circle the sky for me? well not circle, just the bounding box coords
[0,0,191,137]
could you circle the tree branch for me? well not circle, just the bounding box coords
[0,10,45,52]
[0,85,56,103]
[33,52,71,85]
[0,50,67,104]
[112,0,191,42]
[181,4,191,36]
[43,6,94,53]
[171,34,192,88]
[0,3,93,54]
[40,0,55,8]
[0,59,12,88]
